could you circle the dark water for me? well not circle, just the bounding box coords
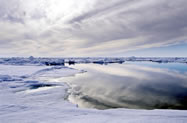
[63,62,187,110]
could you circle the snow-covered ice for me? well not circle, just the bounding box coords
[0,63,187,123]
[0,57,187,66]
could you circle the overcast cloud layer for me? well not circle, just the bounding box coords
[0,0,187,57]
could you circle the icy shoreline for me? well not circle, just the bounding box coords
[0,64,187,123]
[0,57,187,66]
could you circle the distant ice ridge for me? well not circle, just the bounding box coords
[0,56,187,66]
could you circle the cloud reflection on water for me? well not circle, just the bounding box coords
[62,63,187,110]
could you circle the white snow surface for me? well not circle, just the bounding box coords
[0,64,187,123]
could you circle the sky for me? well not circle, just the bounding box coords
[0,0,187,57]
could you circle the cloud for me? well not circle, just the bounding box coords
[64,64,187,109]
[0,0,187,56]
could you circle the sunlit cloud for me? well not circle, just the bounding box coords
[0,0,187,57]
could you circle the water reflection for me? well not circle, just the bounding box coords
[63,62,187,110]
